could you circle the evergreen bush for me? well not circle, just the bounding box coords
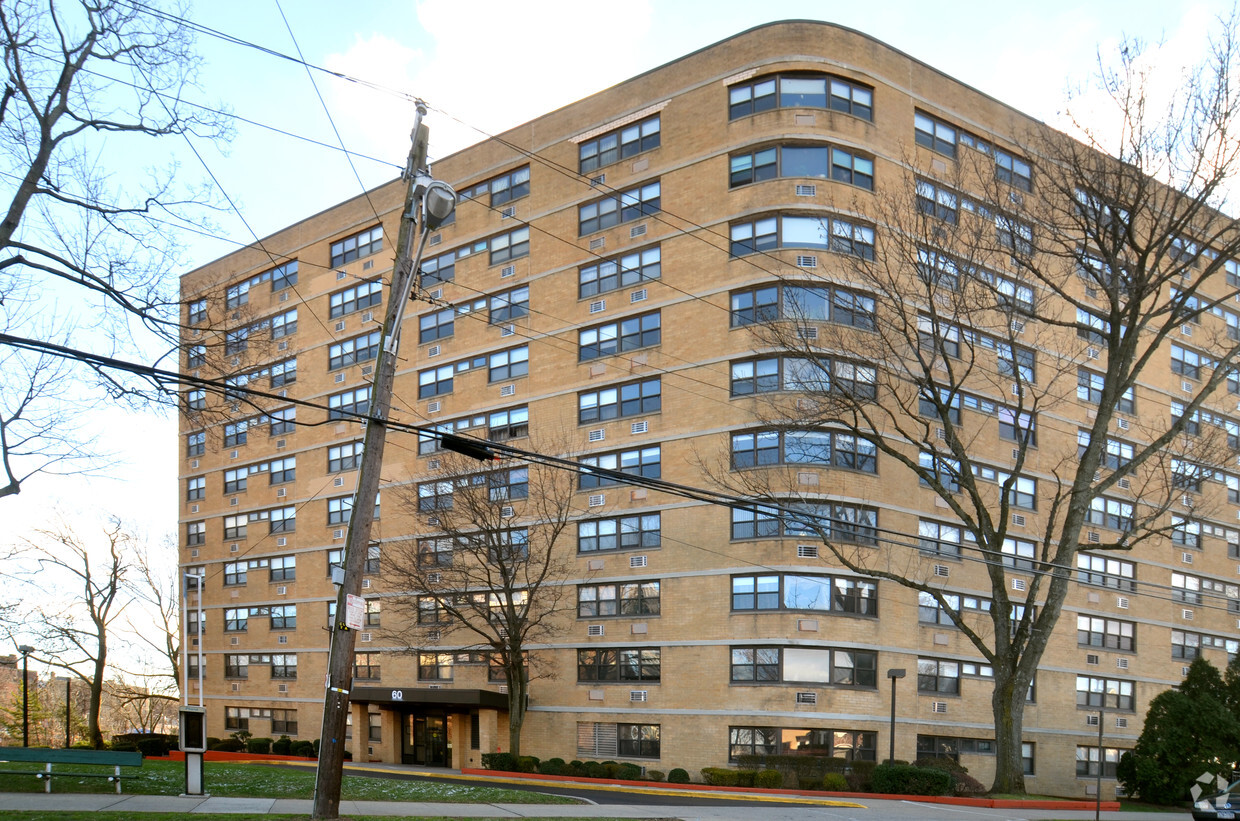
[246,737,272,754]
[480,752,518,771]
[667,768,690,783]
[754,769,783,788]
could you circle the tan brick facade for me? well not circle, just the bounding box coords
[179,21,1235,798]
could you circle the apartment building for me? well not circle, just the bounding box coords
[179,20,1239,797]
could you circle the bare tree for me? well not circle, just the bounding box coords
[125,536,181,692]
[13,519,131,748]
[721,22,1240,793]
[0,0,230,498]
[385,447,580,757]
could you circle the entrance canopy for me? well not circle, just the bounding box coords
[350,686,508,712]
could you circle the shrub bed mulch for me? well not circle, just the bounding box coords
[456,767,1121,811]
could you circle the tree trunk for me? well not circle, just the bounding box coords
[507,655,526,758]
[88,679,104,749]
[990,666,1027,794]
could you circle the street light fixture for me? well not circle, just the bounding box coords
[18,645,35,747]
[886,668,906,764]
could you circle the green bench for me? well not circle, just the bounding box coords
[0,747,144,793]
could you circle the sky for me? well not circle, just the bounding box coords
[5,0,1235,604]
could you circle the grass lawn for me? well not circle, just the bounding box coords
[0,759,577,804]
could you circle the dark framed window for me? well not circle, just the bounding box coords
[578,513,660,553]
[327,496,352,525]
[354,652,381,680]
[579,311,661,360]
[1077,615,1135,651]
[188,299,207,324]
[488,346,529,381]
[186,476,205,500]
[419,652,453,681]
[489,227,530,265]
[187,521,205,546]
[730,430,877,471]
[1075,746,1123,778]
[268,407,296,436]
[579,446,661,487]
[329,279,382,318]
[579,115,660,173]
[617,723,661,758]
[329,331,380,370]
[461,165,530,206]
[731,573,877,615]
[328,387,371,420]
[271,308,298,338]
[578,378,661,423]
[271,653,297,677]
[328,441,363,473]
[579,182,661,234]
[576,648,660,681]
[728,73,872,121]
[914,111,957,157]
[1076,554,1136,591]
[729,214,875,260]
[1076,676,1133,710]
[269,556,296,582]
[579,246,661,298]
[489,285,529,323]
[418,364,454,398]
[330,225,383,267]
[917,658,960,694]
[271,709,298,735]
[577,581,660,617]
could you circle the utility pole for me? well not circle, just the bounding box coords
[311,103,456,821]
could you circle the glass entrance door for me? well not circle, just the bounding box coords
[402,713,449,766]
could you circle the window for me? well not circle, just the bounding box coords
[225,328,248,355]
[418,480,455,511]
[271,308,298,338]
[729,727,875,762]
[918,735,994,761]
[1077,615,1135,651]
[328,441,362,472]
[488,406,529,441]
[578,311,662,361]
[917,658,960,694]
[1077,554,1136,590]
[1077,369,1134,413]
[488,226,530,265]
[224,707,249,731]
[916,179,958,223]
[224,420,249,447]
[729,214,875,260]
[1022,742,1035,776]
[1172,516,1201,548]
[462,165,530,206]
[330,225,383,267]
[1076,746,1123,778]
[268,358,296,388]
[728,73,873,121]
[580,246,661,298]
[995,214,1033,255]
[223,515,247,540]
[488,346,529,381]
[731,502,878,544]
[187,345,205,369]
[731,646,878,686]
[419,307,454,343]
[731,573,877,615]
[919,520,962,556]
[268,556,295,583]
[578,378,661,423]
[1172,572,1204,605]
[488,466,529,501]
[187,521,205,546]
[577,581,660,617]
[489,286,529,323]
[329,331,380,370]
[354,652,380,680]
[1171,344,1203,379]
[728,145,874,191]
[914,111,957,157]
[1002,538,1036,571]
[417,539,453,568]
[579,182,661,234]
[226,279,251,309]
[1173,459,1205,492]
[730,430,877,472]
[1077,676,1134,710]
[578,513,660,553]
[418,364,454,398]
[919,451,961,492]
[328,387,371,420]
[577,721,660,758]
[996,343,1036,383]
[224,608,248,632]
[579,446,661,487]
[728,283,876,330]
[186,431,206,460]
[186,476,205,501]
[269,260,298,291]
[267,406,296,436]
[576,648,661,681]
[1172,629,1205,660]
[326,496,352,526]
[188,299,206,324]
[329,279,382,318]
[271,709,297,735]
[579,115,660,173]
[419,652,454,681]
[422,248,457,284]
[223,561,246,586]
[995,148,1032,191]
[417,596,447,624]
[270,506,296,533]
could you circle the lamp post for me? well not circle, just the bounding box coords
[886,668,906,763]
[18,645,35,747]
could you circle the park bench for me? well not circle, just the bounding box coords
[0,747,144,793]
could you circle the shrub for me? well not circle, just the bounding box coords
[291,740,315,757]
[754,769,783,789]
[209,738,244,752]
[563,760,584,777]
[701,767,739,786]
[583,760,607,779]
[913,756,967,775]
[951,771,987,796]
[136,737,170,757]
[821,772,848,791]
[646,769,665,782]
[312,738,321,757]
[617,762,642,780]
[246,737,273,754]
[871,763,951,796]
[206,737,221,748]
[110,741,139,752]
[668,768,690,784]
[272,735,292,755]
[537,758,565,775]
[481,752,518,771]
[516,755,540,773]
[601,760,620,778]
